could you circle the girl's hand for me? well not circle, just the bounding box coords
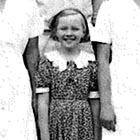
[100,103,116,132]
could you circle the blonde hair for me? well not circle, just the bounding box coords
[49,8,90,43]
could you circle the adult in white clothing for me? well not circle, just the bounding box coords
[0,0,44,139]
[91,0,140,139]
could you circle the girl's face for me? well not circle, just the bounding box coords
[56,14,84,49]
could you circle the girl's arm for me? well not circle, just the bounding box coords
[37,92,50,140]
[88,61,102,140]
[89,98,102,140]
[34,56,51,140]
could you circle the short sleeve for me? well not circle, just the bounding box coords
[34,56,52,93]
[89,61,98,91]
[89,61,99,98]
[90,1,112,44]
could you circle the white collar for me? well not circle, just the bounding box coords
[44,50,96,71]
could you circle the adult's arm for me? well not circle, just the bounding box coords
[89,98,102,140]
[23,36,40,115]
[97,42,116,131]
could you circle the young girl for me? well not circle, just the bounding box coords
[34,8,100,140]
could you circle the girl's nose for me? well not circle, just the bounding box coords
[66,29,72,35]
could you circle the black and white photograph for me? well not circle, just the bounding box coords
[0,0,140,140]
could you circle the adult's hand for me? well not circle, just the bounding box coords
[100,103,116,132]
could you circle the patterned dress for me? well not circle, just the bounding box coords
[35,50,98,140]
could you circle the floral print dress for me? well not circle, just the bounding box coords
[35,50,98,140]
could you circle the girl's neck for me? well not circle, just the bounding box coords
[58,46,81,62]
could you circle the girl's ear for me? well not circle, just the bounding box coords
[82,30,86,37]
[82,29,86,38]
[80,31,85,43]
[80,28,90,43]
[55,32,59,41]
[51,29,59,41]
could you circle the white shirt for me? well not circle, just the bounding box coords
[91,0,140,139]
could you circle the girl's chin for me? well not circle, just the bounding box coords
[62,43,75,48]
[65,46,75,50]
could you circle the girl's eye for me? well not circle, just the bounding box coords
[72,27,79,31]
[59,27,68,31]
